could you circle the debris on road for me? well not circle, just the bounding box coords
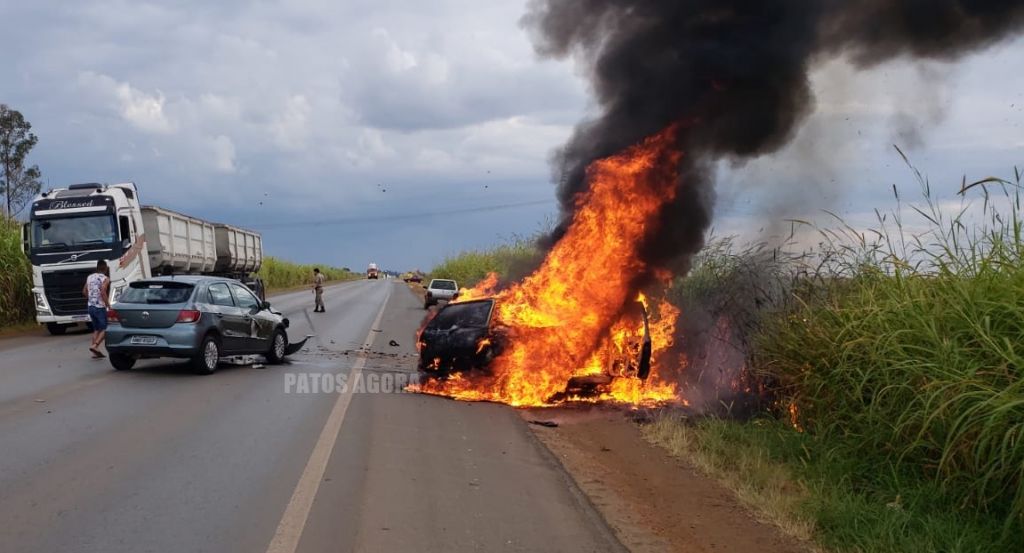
[528,419,559,428]
[389,339,400,347]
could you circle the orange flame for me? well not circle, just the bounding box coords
[788,401,803,433]
[418,127,685,407]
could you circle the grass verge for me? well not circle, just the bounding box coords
[643,415,1017,553]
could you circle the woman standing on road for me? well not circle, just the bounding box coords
[82,260,111,358]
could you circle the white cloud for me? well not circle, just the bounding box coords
[208,135,237,173]
[77,71,175,134]
[115,83,174,133]
[270,95,312,151]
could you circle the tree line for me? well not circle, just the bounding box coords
[0,104,42,218]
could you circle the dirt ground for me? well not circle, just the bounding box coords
[521,406,809,553]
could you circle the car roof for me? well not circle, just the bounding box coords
[430,278,456,283]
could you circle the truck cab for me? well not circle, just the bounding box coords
[25,183,149,334]
[367,262,379,279]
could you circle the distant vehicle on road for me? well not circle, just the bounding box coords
[23,182,264,335]
[424,279,458,308]
[367,263,379,279]
[403,272,423,283]
[105,276,307,374]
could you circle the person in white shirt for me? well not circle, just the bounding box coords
[82,260,111,358]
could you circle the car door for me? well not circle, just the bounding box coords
[229,283,268,353]
[206,282,246,353]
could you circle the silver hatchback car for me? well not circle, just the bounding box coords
[105,276,298,374]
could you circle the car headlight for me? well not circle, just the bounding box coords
[34,292,50,312]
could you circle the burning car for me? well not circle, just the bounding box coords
[417,299,506,376]
[417,296,655,404]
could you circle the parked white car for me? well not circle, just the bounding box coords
[424,279,458,308]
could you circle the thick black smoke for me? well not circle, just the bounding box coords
[523,0,1024,281]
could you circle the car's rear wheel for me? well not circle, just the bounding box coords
[109,353,136,371]
[266,328,288,365]
[191,335,220,375]
[46,323,67,336]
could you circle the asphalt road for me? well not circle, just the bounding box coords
[0,279,624,553]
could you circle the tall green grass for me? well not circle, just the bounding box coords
[0,217,33,326]
[657,163,1024,549]
[430,238,540,287]
[644,415,1017,552]
[258,257,355,291]
[760,167,1024,530]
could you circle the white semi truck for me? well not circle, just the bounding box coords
[23,182,264,335]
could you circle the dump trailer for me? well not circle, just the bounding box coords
[23,182,264,335]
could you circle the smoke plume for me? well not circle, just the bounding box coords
[523,0,1024,278]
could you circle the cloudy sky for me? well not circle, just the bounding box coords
[2,1,1022,271]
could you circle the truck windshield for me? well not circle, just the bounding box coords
[32,215,117,250]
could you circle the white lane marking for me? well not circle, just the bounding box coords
[265,284,393,553]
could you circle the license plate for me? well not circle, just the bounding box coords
[130,336,158,345]
[72,315,90,322]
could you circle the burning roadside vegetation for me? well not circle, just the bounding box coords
[412,1,1024,413]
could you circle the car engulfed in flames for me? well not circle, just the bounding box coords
[410,127,686,408]
[417,299,506,376]
[416,293,675,406]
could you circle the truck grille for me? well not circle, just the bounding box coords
[42,270,92,315]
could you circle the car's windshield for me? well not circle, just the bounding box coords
[431,280,457,290]
[32,215,117,250]
[428,300,493,330]
[119,282,195,304]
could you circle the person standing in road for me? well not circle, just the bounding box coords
[82,260,111,358]
[313,268,325,313]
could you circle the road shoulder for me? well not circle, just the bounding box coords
[522,406,810,553]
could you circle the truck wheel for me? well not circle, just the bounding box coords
[266,328,288,365]
[46,323,67,336]
[191,335,220,375]
[109,353,136,371]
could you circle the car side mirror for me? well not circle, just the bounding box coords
[261,301,271,310]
